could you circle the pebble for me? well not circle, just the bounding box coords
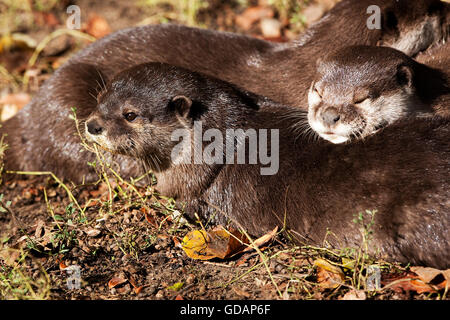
[155,290,165,299]
[260,18,281,38]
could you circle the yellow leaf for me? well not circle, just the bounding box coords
[168,282,184,291]
[181,230,215,260]
[181,227,248,260]
[314,258,345,289]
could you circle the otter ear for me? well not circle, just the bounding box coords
[396,65,413,88]
[170,95,193,118]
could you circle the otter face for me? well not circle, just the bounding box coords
[84,73,195,172]
[307,46,417,144]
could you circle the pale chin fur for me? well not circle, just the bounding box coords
[84,125,116,152]
[308,92,412,144]
[307,88,351,144]
[318,133,349,144]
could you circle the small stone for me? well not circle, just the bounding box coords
[260,18,281,38]
[186,274,196,285]
[155,290,165,299]
[86,229,101,237]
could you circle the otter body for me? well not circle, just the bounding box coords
[307,45,449,144]
[1,0,448,182]
[416,41,450,115]
[86,63,450,268]
[68,0,449,108]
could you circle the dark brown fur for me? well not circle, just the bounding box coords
[1,0,448,182]
[416,41,450,114]
[86,63,450,269]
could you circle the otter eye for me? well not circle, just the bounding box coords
[354,97,369,104]
[123,112,138,122]
[314,86,322,98]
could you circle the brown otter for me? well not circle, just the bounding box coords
[85,62,449,268]
[2,0,448,183]
[307,45,449,144]
[70,0,448,109]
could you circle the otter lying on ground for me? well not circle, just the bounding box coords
[85,62,449,269]
[307,45,449,144]
[2,0,449,183]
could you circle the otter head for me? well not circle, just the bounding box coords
[85,63,204,172]
[307,46,420,144]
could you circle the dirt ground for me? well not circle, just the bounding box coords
[0,0,448,301]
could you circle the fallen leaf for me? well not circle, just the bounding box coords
[143,209,158,227]
[108,277,128,289]
[242,226,278,253]
[341,289,366,300]
[235,6,274,30]
[232,286,251,298]
[410,266,448,288]
[133,286,143,294]
[314,258,345,289]
[59,260,68,270]
[181,226,248,260]
[85,15,111,39]
[382,271,436,294]
[172,236,182,248]
[86,229,101,237]
[382,267,450,294]
[167,282,184,291]
[0,92,31,121]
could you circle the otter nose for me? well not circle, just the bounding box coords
[321,108,341,126]
[86,120,103,135]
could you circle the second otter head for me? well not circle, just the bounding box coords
[307,45,423,144]
[84,63,207,172]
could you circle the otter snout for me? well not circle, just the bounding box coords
[86,119,104,135]
[320,108,340,127]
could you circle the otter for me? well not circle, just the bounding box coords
[68,0,449,109]
[2,0,448,183]
[307,45,449,144]
[85,62,449,268]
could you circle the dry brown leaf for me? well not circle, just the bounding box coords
[341,289,366,300]
[86,229,101,237]
[383,267,450,293]
[410,266,448,289]
[242,226,278,253]
[235,6,274,30]
[232,286,251,298]
[314,258,345,289]
[0,92,31,121]
[143,210,158,227]
[133,286,143,295]
[59,260,68,270]
[383,271,436,294]
[108,277,128,289]
[85,15,111,39]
